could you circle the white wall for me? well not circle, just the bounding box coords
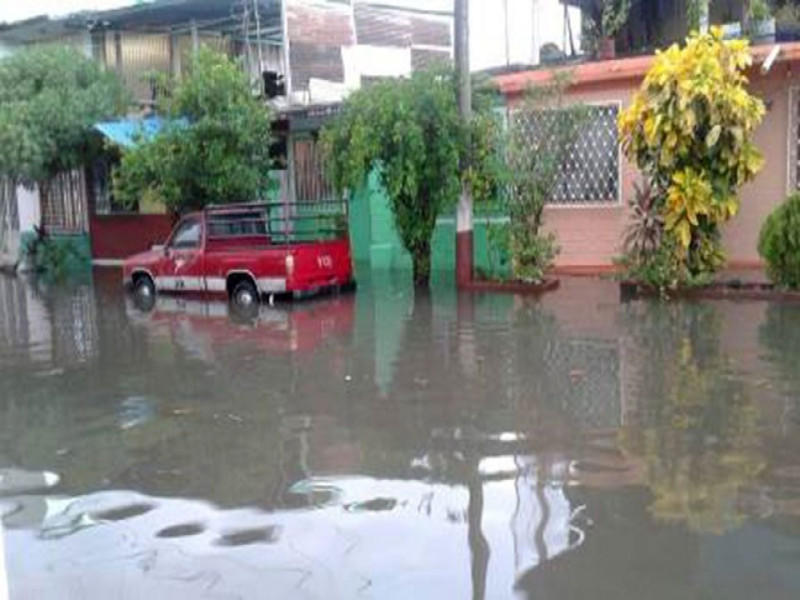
[342,45,412,88]
[470,0,582,70]
[17,185,41,233]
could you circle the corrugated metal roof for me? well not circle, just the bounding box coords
[93,117,188,148]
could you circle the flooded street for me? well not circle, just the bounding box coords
[1,269,800,599]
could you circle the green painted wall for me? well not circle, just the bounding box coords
[348,172,509,278]
[20,232,92,275]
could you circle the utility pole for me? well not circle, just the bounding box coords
[504,0,511,67]
[455,0,473,287]
[700,0,710,34]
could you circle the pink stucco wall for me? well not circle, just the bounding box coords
[507,61,800,271]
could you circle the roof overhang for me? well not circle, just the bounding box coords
[0,14,88,44]
[494,42,800,96]
[93,117,188,149]
[90,0,281,34]
[0,0,283,43]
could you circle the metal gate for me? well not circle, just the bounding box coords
[40,170,89,234]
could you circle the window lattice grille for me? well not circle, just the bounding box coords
[795,92,800,190]
[511,104,620,205]
[41,170,88,234]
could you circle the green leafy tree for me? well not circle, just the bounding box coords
[115,47,274,213]
[322,68,502,287]
[0,45,126,183]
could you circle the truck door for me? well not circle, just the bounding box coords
[163,217,204,293]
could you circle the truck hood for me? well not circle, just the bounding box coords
[123,249,162,268]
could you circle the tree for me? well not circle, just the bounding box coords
[0,45,126,184]
[494,75,588,282]
[115,48,274,214]
[322,68,501,287]
[618,28,765,285]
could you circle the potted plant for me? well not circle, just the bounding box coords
[584,0,631,61]
[776,3,800,42]
[748,0,776,44]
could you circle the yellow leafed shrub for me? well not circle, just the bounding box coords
[618,28,765,281]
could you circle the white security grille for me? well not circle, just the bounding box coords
[511,104,620,205]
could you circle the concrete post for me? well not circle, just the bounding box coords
[91,29,107,69]
[191,19,199,54]
[169,29,182,78]
[455,0,473,287]
[281,0,293,100]
[114,31,123,75]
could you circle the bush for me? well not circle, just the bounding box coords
[24,227,90,279]
[759,192,800,288]
[619,28,765,280]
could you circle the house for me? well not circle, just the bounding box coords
[493,40,800,271]
[0,0,454,265]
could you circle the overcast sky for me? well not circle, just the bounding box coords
[0,0,581,70]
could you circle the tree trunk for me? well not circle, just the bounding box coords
[411,240,432,287]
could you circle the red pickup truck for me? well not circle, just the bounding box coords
[123,203,354,305]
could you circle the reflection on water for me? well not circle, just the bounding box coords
[1,271,800,598]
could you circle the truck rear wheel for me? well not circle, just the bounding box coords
[231,279,259,307]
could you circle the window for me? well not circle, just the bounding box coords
[511,103,621,205]
[207,212,268,238]
[789,87,800,192]
[91,159,132,215]
[170,219,201,249]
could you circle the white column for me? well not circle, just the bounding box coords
[0,520,9,600]
[532,0,541,66]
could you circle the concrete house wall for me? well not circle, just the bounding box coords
[495,44,800,271]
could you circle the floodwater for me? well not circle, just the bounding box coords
[1,269,800,599]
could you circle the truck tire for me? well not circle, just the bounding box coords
[133,275,156,311]
[231,279,260,307]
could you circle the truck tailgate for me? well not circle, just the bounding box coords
[289,240,352,289]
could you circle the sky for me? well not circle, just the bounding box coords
[0,0,582,70]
